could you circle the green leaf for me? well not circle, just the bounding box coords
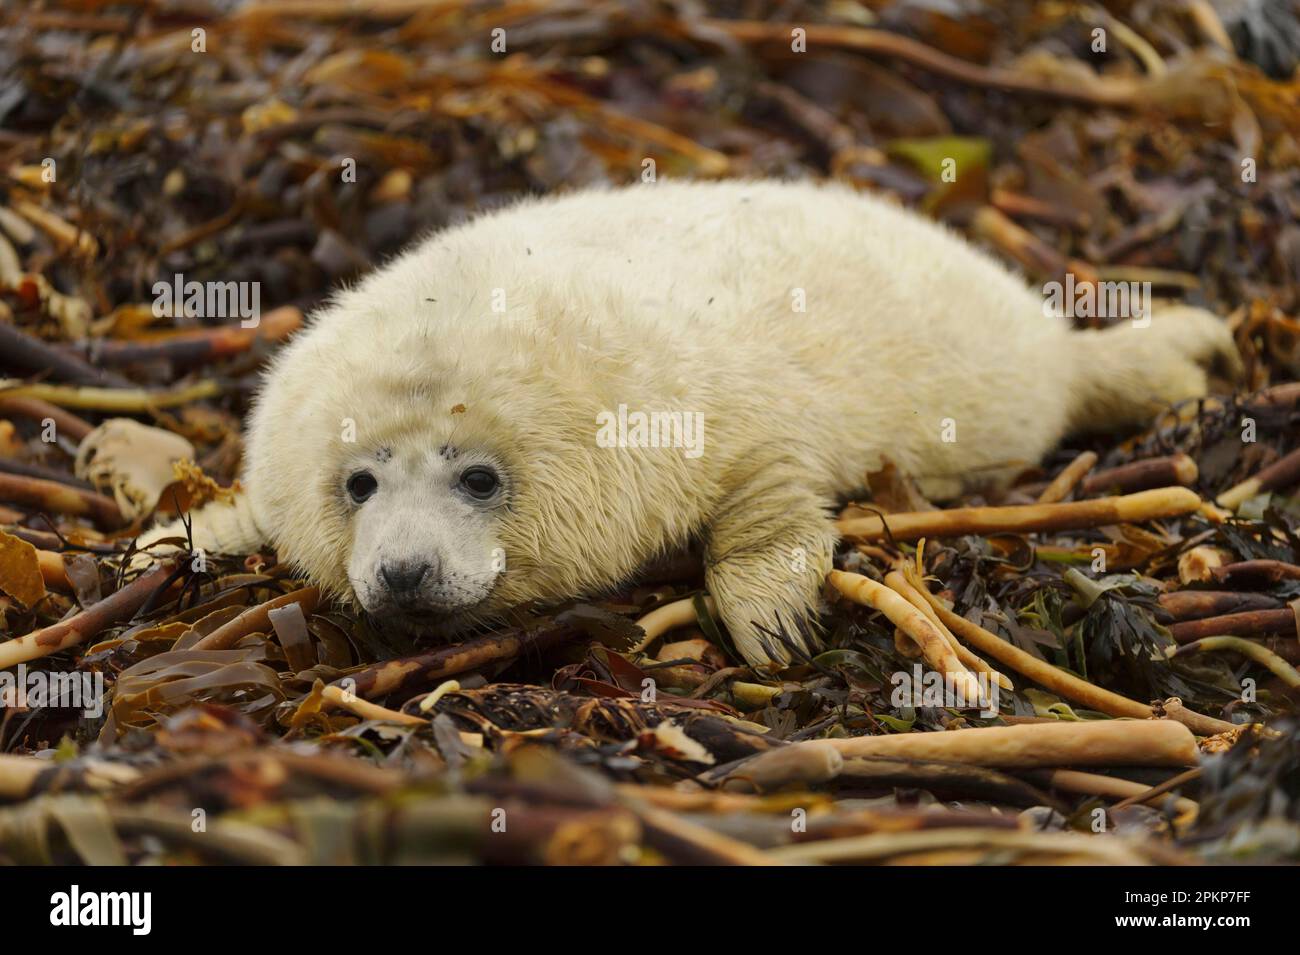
[886,136,991,180]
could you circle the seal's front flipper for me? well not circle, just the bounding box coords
[703,463,837,668]
[129,491,268,570]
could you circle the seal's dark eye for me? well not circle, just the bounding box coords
[347,471,378,503]
[460,466,499,499]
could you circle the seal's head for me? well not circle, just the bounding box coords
[341,438,508,625]
[242,286,697,637]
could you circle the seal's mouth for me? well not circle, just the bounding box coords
[366,595,492,638]
[348,570,499,637]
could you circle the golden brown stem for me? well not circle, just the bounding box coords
[36,548,70,589]
[1036,451,1098,504]
[883,569,1011,690]
[903,566,1238,736]
[837,487,1202,541]
[340,618,582,699]
[627,801,779,865]
[189,586,321,651]
[1168,608,1295,644]
[768,827,1155,865]
[1081,454,1199,496]
[0,395,94,442]
[828,570,982,702]
[1216,447,1300,510]
[1170,637,1300,687]
[1043,768,1198,820]
[0,560,177,669]
[0,379,221,412]
[0,472,124,529]
[1210,560,1300,588]
[990,188,1090,230]
[1157,590,1282,621]
[631,595,715,653]
[320,684,427,725]
[1188,0,1237,54]
[970,207,1095,281]
[11,198,97,256]
[82,305,304,367]
[693,19,1140,107]
[823,719,1198,768]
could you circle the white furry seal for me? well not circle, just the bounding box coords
[138,180,1237,667]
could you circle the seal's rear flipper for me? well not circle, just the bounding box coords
[1066,305,1241,434]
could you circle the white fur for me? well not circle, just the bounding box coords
[140,180,1238,667]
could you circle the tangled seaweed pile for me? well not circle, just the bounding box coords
[0,0,1299,864]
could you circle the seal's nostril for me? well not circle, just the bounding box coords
[380,560,430,593]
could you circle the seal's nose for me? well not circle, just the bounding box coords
[380,560,431,595]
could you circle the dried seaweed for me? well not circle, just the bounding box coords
[0,0,1298,866]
